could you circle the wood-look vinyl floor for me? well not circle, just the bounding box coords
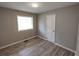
[0,37,74,56]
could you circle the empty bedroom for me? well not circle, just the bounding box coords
[0,2,79,56]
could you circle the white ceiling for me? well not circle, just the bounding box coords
[0,2,78,14]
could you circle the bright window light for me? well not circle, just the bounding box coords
[32,3,38,8]
[17,16,33,31]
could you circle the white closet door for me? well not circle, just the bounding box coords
[46,14,56,43]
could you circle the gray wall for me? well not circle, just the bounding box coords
[38,14,47,39]
[38,5,78,50]
[76,5,79,56]
[0,7,37,47]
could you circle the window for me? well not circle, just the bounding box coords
[17,16,33,31]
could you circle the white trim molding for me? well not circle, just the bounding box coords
[37,35,76,53]
[37,35,47,40]
[0,35,37,50]
[54,43,76,53]
[0,35,76,54]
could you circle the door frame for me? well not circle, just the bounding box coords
[46,14,56,43]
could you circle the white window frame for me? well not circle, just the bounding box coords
[17,15,33,31]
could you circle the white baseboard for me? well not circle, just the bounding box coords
[0,35,76,54]
[0,35,37,50]
[37,35,76,53]
[54,43,76,53]
[37,35,47,40]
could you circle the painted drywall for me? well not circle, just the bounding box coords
[38,14,47,39]
[0,7,37,47]
[75,5,79,56]
[38,5,78,50]
[76,21,79,55]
